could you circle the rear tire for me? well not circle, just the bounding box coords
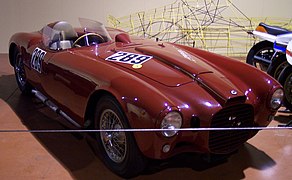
[246,40,274,71]
[93,95,147,178]
[267,53,288,79]
[278,65,292,111]
[13,48,32,94]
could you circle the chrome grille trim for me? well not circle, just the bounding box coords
[209,104,255,154]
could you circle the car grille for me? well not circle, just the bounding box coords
[209,104,255,154]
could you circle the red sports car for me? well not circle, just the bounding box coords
[9,18,283,178]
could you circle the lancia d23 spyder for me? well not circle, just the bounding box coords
[9,18,283,178]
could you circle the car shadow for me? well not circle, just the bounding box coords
[137,143,276,179]
[0,74,277,179]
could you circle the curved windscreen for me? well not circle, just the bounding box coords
[42,18,112,50]
[79,18,112,42]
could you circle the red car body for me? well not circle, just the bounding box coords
[9,19,283,177]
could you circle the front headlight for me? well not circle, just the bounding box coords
[270,89,284,110]
[161,111,182,137]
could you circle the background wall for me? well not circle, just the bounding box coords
[0,0,291,53]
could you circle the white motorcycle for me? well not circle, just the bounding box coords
[247,22,290,72]
[266,33,292,79]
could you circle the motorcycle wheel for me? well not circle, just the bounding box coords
[246,40,274,71]
[267,53,289,79]
[278,65,292,111]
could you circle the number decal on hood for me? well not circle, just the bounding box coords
[31,47,47,73]
[105,51,152,65]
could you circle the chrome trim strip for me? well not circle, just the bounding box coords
[32,90,81,128]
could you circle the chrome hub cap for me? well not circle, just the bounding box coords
[100,109,126,163]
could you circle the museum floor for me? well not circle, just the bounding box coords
[0,53,291,179]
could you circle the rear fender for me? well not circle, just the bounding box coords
[9,32,42,66]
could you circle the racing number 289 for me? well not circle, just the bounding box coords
[31,47,47,73]
[106,51,152,65]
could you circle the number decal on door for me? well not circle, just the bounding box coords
[31,47,47,73]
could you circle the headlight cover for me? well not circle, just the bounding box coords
[161,111,182,137]
[270,89,284,110]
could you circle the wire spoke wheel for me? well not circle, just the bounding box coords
[93,96,147,178]
[99,109,126,163]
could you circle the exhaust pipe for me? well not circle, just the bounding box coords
[31,90,81,128]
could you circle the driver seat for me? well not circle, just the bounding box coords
[50,21,78,50]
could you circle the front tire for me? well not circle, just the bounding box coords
[94,96,147,178]
[246,40,274,71]
[13,48,32,94]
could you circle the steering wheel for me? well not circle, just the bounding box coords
[72,33,105,47]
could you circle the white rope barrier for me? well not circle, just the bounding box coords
[0,126,291,133]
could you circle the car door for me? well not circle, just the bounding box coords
[40,48,97,125]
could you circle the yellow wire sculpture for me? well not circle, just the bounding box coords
[108,0,292,56]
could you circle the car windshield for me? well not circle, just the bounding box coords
[42,18,112,50]
[79,18,112,41]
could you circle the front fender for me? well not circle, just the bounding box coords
[175,43,282,124]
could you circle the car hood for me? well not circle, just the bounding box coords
[98,44,215,86]
[97,43,245,105]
